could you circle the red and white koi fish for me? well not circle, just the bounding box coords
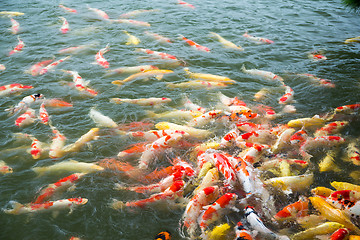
[271,128,296,154]
[296,73,335,88]
[127,129,188,142]
[314,121,348,137]
[187,110,223,128]
[234,222,254,240]
[228,152,255,195]
[49,125,66,159]
[89,108,117,128]
[59,4,77,13]
[4,198,88,215]
[279,85,294,105]
[10,18,19,34]
[39,56,71,75]
[62,70,97,96]
[87,6,109,20]
[39,103,49,125]
[245,206,280,239]
[59,17,69,34]
[110,97,172,106]
[235,130,276,145]
[335,103,360,114]
[273,197,309,222]
[326,194,360,219]
[0,83,33,97]
[33,173,85,204]
[43,98,73,108]
[184,96,206,113]
[344,141,360,166]
[177,0,195,9]
[300,136,345,160]
[136,48,178,61]
[182,186,220,238]
[29,137,45,160]
[199,193,238,233]
[236,142,270,164]
[26,59,53,76]
[144,31,172,43]
[236,122,266,132]
[111,19,151,27]
[112,180,184,209]
[220,129,240,147]
[179,34,210,52]
[308,50,327,61]
[95,44,110,68]
[7,93,44,115]
[119,9,159,18]
[117,142,147,159]
[290,129,308,145]
[9,36,24,56]
[243,32,274,44]
[256,104,278,120]
[241,65,283,82]
[138,132,186,169]
[105,65,158,77]
[0,160,13,175]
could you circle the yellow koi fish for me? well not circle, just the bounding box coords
[32,160,104,176]
[0,11,24,16]
[264,174,314,194]
[155,121,212,139]
[344,36,360,44]
[287,114,327,128]
[183,68,236,83]
[63,128,99,153]
[112,69,173,85]
[291,222,344,240]
[167,80,228,89]
[209,32,243,51]
[122,30,140,45]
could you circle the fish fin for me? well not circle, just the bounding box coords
[241,64,246,72]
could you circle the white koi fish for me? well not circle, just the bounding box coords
[144,31,172,43]
[95,44,110,68]
[209,32,243,51]
[10,18,19,34]
[4,198,88,215]
[39,56,71,75]
[104,65,158,77]
[32,160,104,176]
[278,85,294,105]
[110,97,172,106]
[243,32,274,44]
[0,83,33,97]
[241,65,284,83]
[183,96,206,113]
[59,16,69,34]
[183,68,235,83]
[119,9,159,18]
[9,36,24,56]
[89,108,118,128]
[296,73,335,88]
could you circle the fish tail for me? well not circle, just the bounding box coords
[241,64,246,73]
[3,201,23,215]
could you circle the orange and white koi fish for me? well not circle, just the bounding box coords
[59,4,77,13]
[264,174,314,194]
[273,197,309,222]
[137,48,178,61]
[9,36,24,56]
[292,222,345,240]
[296,73,335,88]
[59,16,69,34]
[39,102,49,125]
[127,129,188,142]
[182,186,220,238]
[32,160,104,176]
[308,50,327,61]
[119,9,159,18]
[177,0,195,9]
[63,128,99,153]
[26,59,54,76]
[7,93,43,115]
[241,65,283,82]
[43,98,73,108]
[4,198,88,215]
[39,56,71,75]
[122,30,140,45]
[300,136,345,160]
[0,160,13,174]
[111,69,173,85]
[111,19,151,27]
[234,222,253,240]
[144,31,172,43]
[29,137,46,160]
[167,80,228,89]
[155,121,211,139]
[89,108,117,128]
[110,97,172,106]
[62,70,97,96]
[335,103,360,114]
[10,18,19,34]
[209,32,244,51]
[49,125,66,159]
[279,85,294,105]
[33,173,85,204]
[184,68,235,83]
[243,32,274,44]
[290,129,308,145]
[95,44,110,68]
[105,65,158,77]
[0,83,33,97]
[187,110,223,128]
[179,34,210,52]
[87,5,109,20]
[236,130,276,145]
[199,193,238,233]
[314,121,348,137]
[236,142,270,164]
[116,142,147,159]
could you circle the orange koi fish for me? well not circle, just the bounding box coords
[4,198,88,215]
[0,83,33,97]
[10,18,19,34]
[117,142,148,159]
[26,59,54,76]
[59,4,77,13]
[59,16,69,34]
[9,36,24,56]
[243,32,274,44]
[39,56,71,75]
[43,98,73,108]
[177,0,195,9]
[273,197,309,222]
[33,173,85,204]
[308,50,327,61]
[179,34,210,52]
[154,231,171,240]
[95,44,110,68]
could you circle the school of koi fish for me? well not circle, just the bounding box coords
[1,1,360,240]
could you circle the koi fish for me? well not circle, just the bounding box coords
[245,206,281,239]
[187,110,223,128]
[167,80,228,89]
[105,65,159,77]
[7,93,43,115]
[264,174,314,194]
[58,42,97,55]
[308,50,327,61]
[38,102,49,125]
[331,228,350,240]
[29,137,46,160]
[63,128,99,153]
[87,6,109,20]
[273,197,309,222]
[95,44,110,68]
[318,149,341,172]
[127,129,188,142]
[111,69,173,85]
[42,98,73,108]
[4,198,88,215]
[146,109,203,121]
[183,68,235,83]
[154,231,172,240]
[292,222,345,240]
[290,129,308,144]
[111,19,151,27]
[10,18,19,34]
[9,36,24,56]
[39,56,71,75]
[89,108,118,128]
[183,96,206,113]
[344,141,360,166]
[296,73,335,88]
[254,88,270,101]
[179,34,210,52]
[209,32,243,51]
[0,64,5,71]
[271,128,296,154]
[236,142,270,164]
[236,130,276,145]
[344,36,360,44]
[314,121,348,137]
[243,32,274,44]
[300,136,345,160]
[59,16,69,34]
[155,121,212,139]
[136,48,178,61]
[331,181,360,192]
[144,31,172,43]
[278,85,294,104]
[110,97,172,106]
[49,125,67,159]
[241,65,283,82]
[0,11,24,16]
[119,9,159,18]
[0,83,33,97]
[59,4,77,13]
[62,70,97,96]
[335,103,360,114]
[33,173,85,204]
[0,160,13,175]
[287,114,327,128]
[199,193,238,233]
[117,142,147,159]
[32,160,104,176]
[26,59,54,76]
[122,30,140,45]
[234,222,253,240]
[177,0,195,9]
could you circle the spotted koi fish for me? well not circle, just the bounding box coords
[62,70,97,96]
[273,197,309,222]
[279,85,294,104]
[39,102,49,125]
[179,34,210,52]
[29,137,45,160]
[314,121,348,137]
[95,44,110,68]
[177,0,195,9]
[87,6,109,20]
[234,222,254,240]
[59,16,69,34]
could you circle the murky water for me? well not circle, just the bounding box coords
[0,0,360,239]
